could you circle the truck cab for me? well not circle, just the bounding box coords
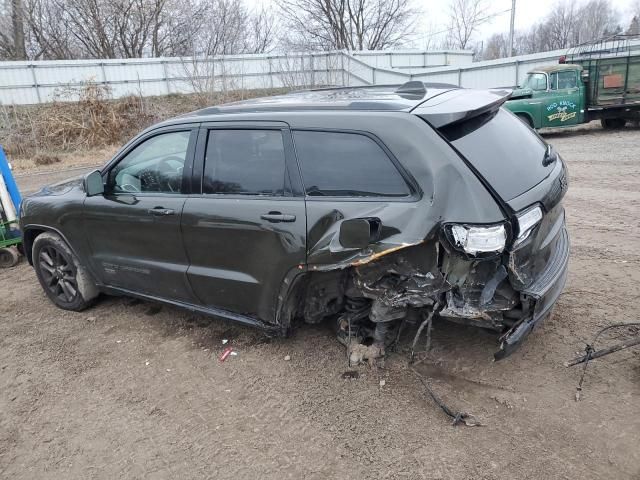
[505,64,586,129]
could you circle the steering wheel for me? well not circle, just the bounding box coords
[155,156,184,192]
[121,183,140,193]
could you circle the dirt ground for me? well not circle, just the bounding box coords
[1,121,639,479]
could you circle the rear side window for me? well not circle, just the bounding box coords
[203,130,286,195]
[293,131,410,197]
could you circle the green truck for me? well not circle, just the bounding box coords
[505,36,640,129]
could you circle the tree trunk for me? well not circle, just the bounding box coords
[11,0,27,60]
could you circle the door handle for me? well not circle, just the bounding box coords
[148,207,175,216]
[260,212,296,223]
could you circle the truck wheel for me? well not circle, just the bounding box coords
[601,118,626,129]
[0,247,20,268]
[32,232,99,311]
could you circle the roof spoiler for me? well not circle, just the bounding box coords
[411,88,512,128]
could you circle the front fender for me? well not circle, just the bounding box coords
[505,100,540,128]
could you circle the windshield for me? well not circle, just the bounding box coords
[521,73,547,91]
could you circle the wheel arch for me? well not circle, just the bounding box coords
[22,225,77,265]
[514,112,535,129]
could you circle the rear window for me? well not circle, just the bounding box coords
[441,109,550,201]
[292,131,410,197]
[203,130,286,195]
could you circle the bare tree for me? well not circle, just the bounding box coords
[248,6,276,53]
[277,0,417,51]
[5,0,273,60]
[480,0,623,59]
[445,0,490,50]
[482,32,509,60]
[628,15,640,35]
[11,0,26,58]
[576,0,619,43]
[0,0,27,59]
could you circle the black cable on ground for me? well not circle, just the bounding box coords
[410,366,482,427]
[575,322,640,401]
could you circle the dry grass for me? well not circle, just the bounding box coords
[32,154,61,166]
[0,83,287,162]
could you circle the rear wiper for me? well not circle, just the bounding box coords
[542,144,558,167]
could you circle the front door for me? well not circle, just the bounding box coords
[181,125,306,323]
[83,127,198,303]
[542,70,584,127]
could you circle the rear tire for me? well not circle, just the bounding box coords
[601,118,626,129]
[32,232,99,311]
[0,247,20,268]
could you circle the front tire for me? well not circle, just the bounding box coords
[601,118,626,129]
[32,232,99,311]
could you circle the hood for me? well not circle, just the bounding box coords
[508,88,533,100]
[32,175,84,197]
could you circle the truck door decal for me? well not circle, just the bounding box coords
[546,100,577,122]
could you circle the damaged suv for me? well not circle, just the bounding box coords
[20,82,569,360]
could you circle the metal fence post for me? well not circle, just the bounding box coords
[99,62,107,87]
[30,64,42,103]
[162,60,171,94]
[310,54,315,87]
[325,53,329,86]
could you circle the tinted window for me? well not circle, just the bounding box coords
[447,109,549,201]
[293,131,410,197]
[204,130,286,195]
[108,130,190,194]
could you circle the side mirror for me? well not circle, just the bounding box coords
[581,70,589,82]
[84,169,104,197]
[339,218,381,249]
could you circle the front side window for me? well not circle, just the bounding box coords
[108,130,191,194]
[522,73,547,91]
[292,131,410,197]
[556,70,577,89]
[203,130,287,196]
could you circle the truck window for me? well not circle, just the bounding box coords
[522,73,547,91]
[292,131,411,197]
[550,71,577,90]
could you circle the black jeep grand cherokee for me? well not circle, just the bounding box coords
[20,82,569,360]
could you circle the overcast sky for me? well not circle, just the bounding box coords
[251,0,639,49]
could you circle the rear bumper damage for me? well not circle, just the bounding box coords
[495,225,569,359]
[296,214,570,362]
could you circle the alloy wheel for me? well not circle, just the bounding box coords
[38,246,78,303]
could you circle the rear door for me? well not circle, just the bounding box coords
[181,123,306,323]
[84,126,198,302]
[290,129,418,266]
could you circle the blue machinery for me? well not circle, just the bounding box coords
[0,146,23,268]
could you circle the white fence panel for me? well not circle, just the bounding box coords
[2,42,640,105]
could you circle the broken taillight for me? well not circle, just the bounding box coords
[514,205,543,247]
[448,223,507,255]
